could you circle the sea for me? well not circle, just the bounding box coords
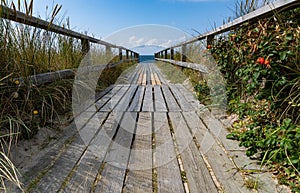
[139,55,155,63]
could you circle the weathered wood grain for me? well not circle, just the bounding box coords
[142,85,154,112]
[114,85,138,112]
[100,85,130,112]
[123,112,153,192]
[154,86,167,112]
[161,85,181,112]
[93,112,137,193]
[30,112,108,192]
[128,86,145,112]
[154,113,185,193]
[59,112,122,193]
[169,112,218,193]
[169,85,194,111]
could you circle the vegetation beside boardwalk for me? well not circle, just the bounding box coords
[0,0,136,191]
[193,5,300,191]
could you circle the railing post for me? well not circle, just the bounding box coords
[164,50,168,59]
[119,48,123,61]
[106,45,112,59]
[126,50,129,60]
[170,48,174,60]
[181,44,187,62]
[206,35,214,47]
[81,39,90,55]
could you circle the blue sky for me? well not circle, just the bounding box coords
[31,0,236,37]
[29,0,237,53]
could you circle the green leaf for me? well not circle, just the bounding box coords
[285,34,293,41]
[280,51,287,60]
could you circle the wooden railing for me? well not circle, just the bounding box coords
[0,5,138,57]
[0,5,139,85]
[155,0,299,64]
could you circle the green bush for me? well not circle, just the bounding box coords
[211,7,300,191]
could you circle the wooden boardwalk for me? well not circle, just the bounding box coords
[17,62,286,193]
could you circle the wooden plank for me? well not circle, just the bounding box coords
[152,63,167,85]
[142,73,147,86]
[146,65,152,85]
[161,85,181,112]
[100,85,130,112]
[211,122,283,193]
[183,111,250,193]
[154,73,161,85]
[30,112,108,192]
[59,112,122,192]
[95,85,114,102]
[169,85,194,111]
[142,85,154,112]
[95,85,122,110]
[131,65,143,84]
[123,112,153,192]
[148,63,156,85]
[169,112,218,193]
[154,85,167,112]
[93,112,137,193]
[137,66,145,85]
[180,87,286,192]
[128,86,145,112]
[154,113,185,193]
[114,85,138,112]
[175,84,202,109]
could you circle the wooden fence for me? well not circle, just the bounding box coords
[155,0,299,65]
[0,5,139,85]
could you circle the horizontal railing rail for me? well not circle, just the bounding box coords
[155,0,299,62]
[156,58,208,73]
[10,58,138,86]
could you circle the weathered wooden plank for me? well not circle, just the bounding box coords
[161,85,181,112]
[146,64,152,85]
[59,112,122,193]
[30,112,108,192]
[183,111,250,193]
[100,85,130,112]
[154,113,185,193]
[123,112,153,192]
[95,85,122,110]
[131,65,143,84]
[148,63,156,85]
[153,63,167,85]
[212,122,283,193]
[169,112,218,193]
[128,86,145,112]
[137,66,145,85]
[142,85,154,112]
[169,85,194,111]
[93,112,137,193]
[154,85,167,112]
[114,85,138,112]
[154,73,161,85]
[142,73,147,86]
[95,85,114,103]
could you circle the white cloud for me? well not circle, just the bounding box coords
[145,38,158,46]
[129,36,136,43]
[159,40,173,48]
